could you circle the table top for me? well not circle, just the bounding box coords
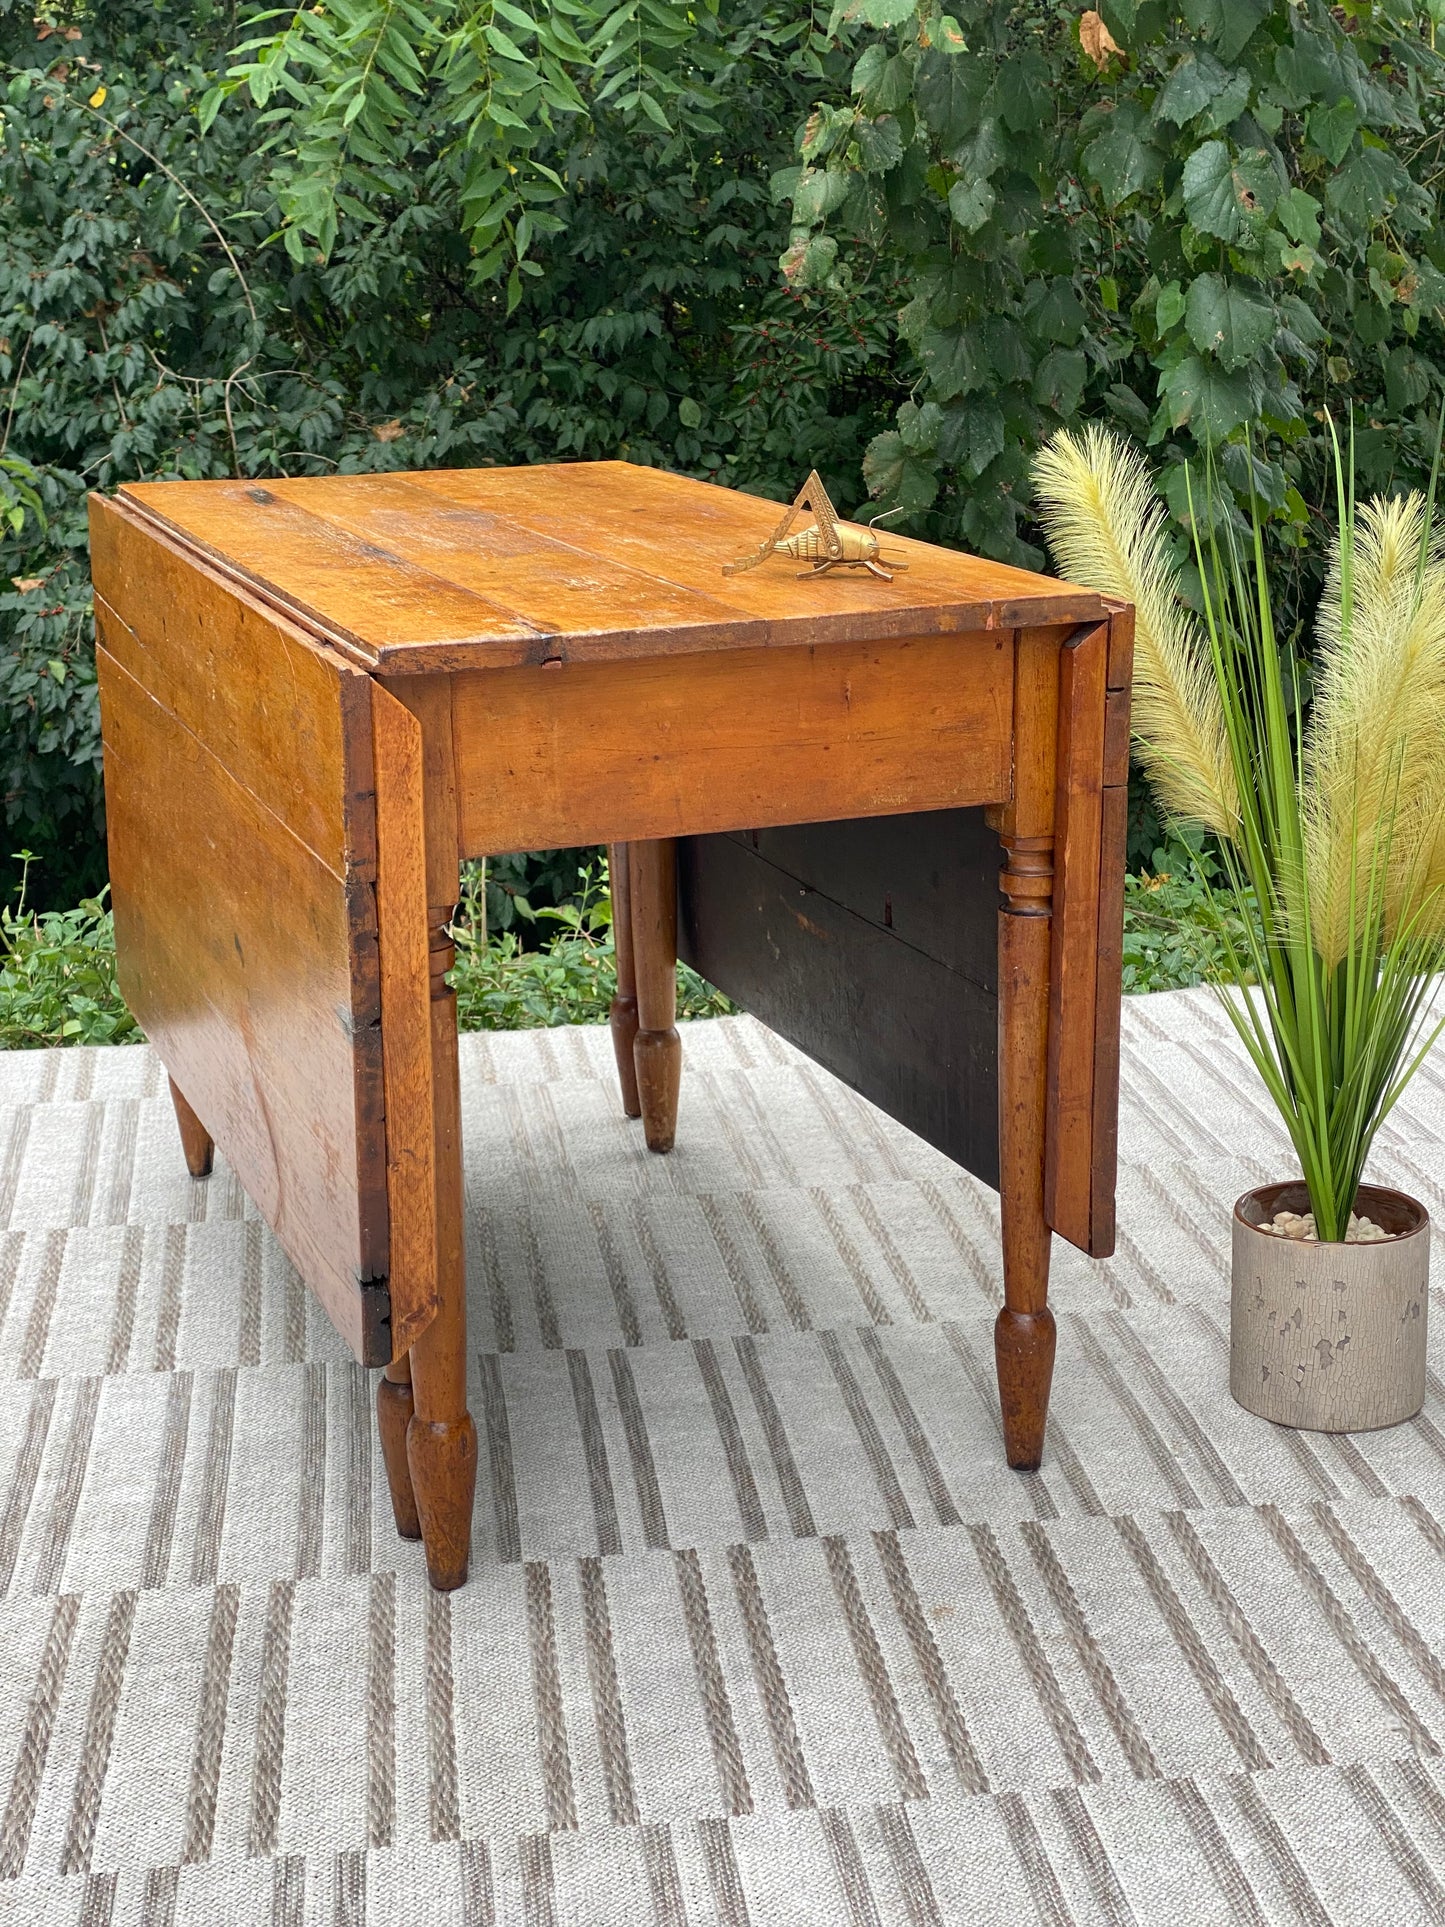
[115,461,1108,675]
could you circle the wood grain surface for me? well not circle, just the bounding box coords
[115,463,1108,673]
[1088,607,1134,1255]
[91,495,377,876]
[1043,622,1108,1254]
[372,684,441,1359]
[91,490,399,1363]
[450,632,1013,854]
[96,640,392,1361]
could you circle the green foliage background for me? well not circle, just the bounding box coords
[1,0,1444,916]
[0,0,895,907]
[786,0,1445,599]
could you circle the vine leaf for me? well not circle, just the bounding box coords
[1185,274,1276,372]
[1181,140,1278,242]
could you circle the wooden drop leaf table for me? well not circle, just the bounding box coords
[90,462,1131,1591]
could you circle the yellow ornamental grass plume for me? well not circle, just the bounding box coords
[1304,494,1445,965]
[1033,418,1445,1241]
[1030,427,1239,839]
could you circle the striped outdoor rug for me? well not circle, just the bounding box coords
[1,991,1445,1923]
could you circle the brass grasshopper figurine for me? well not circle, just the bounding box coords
[723,471,909,582]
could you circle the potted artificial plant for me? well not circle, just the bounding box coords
[1032,426,1441,1432]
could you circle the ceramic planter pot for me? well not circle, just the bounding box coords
[1230,1181,1429,1433]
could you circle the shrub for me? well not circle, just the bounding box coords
[0,854,136,1045]
[784,0,1445,616]
[0,0,894,906]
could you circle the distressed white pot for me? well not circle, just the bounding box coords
[1230,1181,1429,1433]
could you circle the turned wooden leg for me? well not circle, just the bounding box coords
[168,1076,213,1178]
[630,837,682,1154]
[377,1354,421,1540]
[995,833,1056,1469]
[405,902,477,1590]
[608,843,642,1119]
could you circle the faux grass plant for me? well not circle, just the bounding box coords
[1034,427,1445,1241]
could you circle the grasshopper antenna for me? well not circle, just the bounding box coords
[866,502,911,570]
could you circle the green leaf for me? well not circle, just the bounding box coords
[1181,141,1278,243]
[947,175,996,233]
[1160,352,1254,441]
[1154,52,1249,131]
[918,326,984,402]
[1275,187,1321,248]
[951,118,1005,181]
[484,23,532,64]
[913,47,980,147]
[1273,31,1354,114]
[1185,273,1275,371]
[1181,0,1267,63]
[779,232,839,288]
[1308,98,1358,168]
[800,104,851,161]
[937,400,1004,476]
[678,397,702,428]
[1082,101,1157,208]
[857,0,916,26]
[793,169,850,223]
[1326,148,1412,234]
[1032,347,1088,418]
[993,52,1049,135]
[897,399,944,452]
[1026,278,1086,345]
[852,47,912,113]
[862,431,939,512]
[856,116,904,174]
[769,165,803,207]
[635,91,672,132]
[1156,280,1187,334]
[1103,383,1153,437]
[978,316,1033,384]
[1219,442,1287,509]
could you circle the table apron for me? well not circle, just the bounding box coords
[436,631,1015,856]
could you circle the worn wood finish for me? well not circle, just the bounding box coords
[995,842,1057,1469]
[678,815,1001,1185]
[629,838,681,1154]
[168,1078,214,1179]
[89,496,377,873]
[608,843,642,1119]
[384,676,477,1592]
[1090,608,1135,1253]
[377,1357,421,1541]
[450,633,1013,855]
[985,626,1071,1469]
[98,459,1131,1582]
[95,640,392,1364]
[1043,623,1109,1255]
[372,685,442,1359]
[118,465,1108,675]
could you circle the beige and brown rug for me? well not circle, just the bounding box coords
[2,990,1445,1923]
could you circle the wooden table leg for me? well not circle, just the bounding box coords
[405,898,478,1589]
[376,1352,421,1539]
[168,1076,213,1178]
[608,842,642,1119]
[629,836,682,1154]
[995,832,1056,1468]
